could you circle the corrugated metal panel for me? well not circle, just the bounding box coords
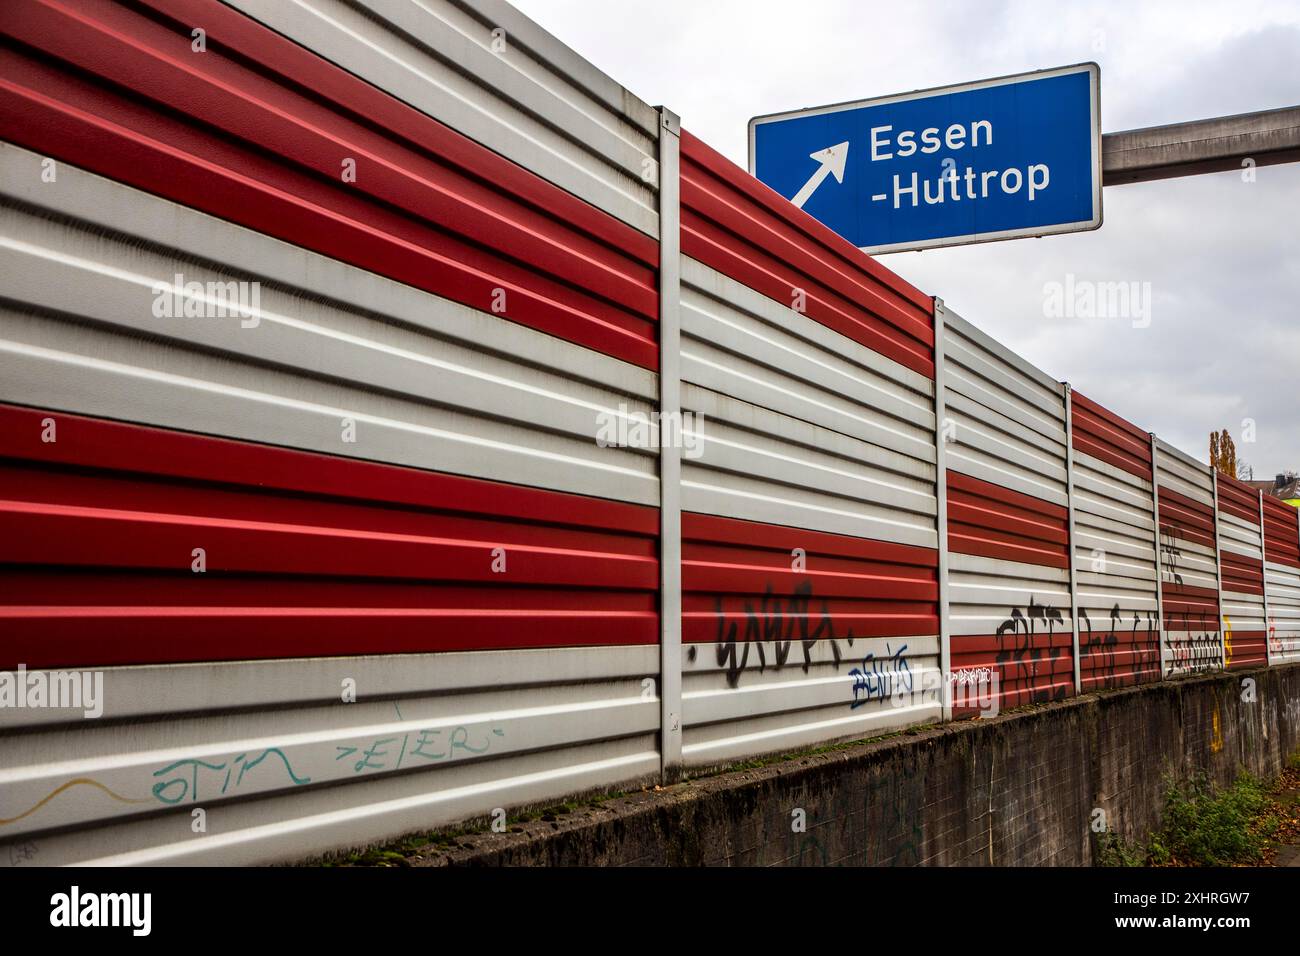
[946,551,1073,708]
[0,649,659,864]
[0,0,659,367]
[1263,494,1300,568]
[942,310,1073,708]
[947,471,1070,569]
[666,140,940,766]
[679,257,937,548]
[0,144,658,504]
[224,0,660,235]
[1216,474,1267,669]
[0,403,659,664]
[1263,495,1300,664]
[7,0,1300,870]
[1069,392,1160,689]
[0,0,667,866]
[0,404,660,863]
[681,514,941,769]
[680,130,935,378]
[943,313,1069,507]
[1154,440,1222,676]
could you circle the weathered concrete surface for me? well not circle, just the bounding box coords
[395,664,1300,866]
[1102,105,1300,184]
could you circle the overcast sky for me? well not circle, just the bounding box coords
[516,0,1299,478]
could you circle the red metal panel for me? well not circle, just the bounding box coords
[1160,583,1221,631]
[681,513,938,678]
[1219,551,1264,596]
[946,471,1070,569]
[1158,479,1221,674]
[679,131,935,378]
[945,472,1072,709]
[1069,391,1152,480]
[1263,495,1300,568]
[1158,486,1217,551]
[1077,605,1161,692]
[1217,473,1263,524]
[950,630,1075,711]
[0,0,659,368]
[0,404,659,669]
[1226,632,1268,670]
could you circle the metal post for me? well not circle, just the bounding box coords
[1150,434,1168,679]
[1211,468,1227,671]
[1063,384,1082,695]
[933,298,952,720]
[1259,489,1273,668]
[655,106,683,782]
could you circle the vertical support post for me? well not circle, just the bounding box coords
[932,298,952,721]
[1259,490,1273,667]
[656,106,682,782]
[1211,468,1228,672]
[1062,384,1083,695]
[1150,434,1168,680]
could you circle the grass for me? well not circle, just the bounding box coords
[1098,752,1300,866]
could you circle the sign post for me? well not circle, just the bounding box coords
[750,63,1102,254]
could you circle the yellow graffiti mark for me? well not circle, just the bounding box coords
[0,777,150,826]
[1223,615,1233,667]
[1211,706,1224,754]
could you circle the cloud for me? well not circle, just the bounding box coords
[514,0,1299,475]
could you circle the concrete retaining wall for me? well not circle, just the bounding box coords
[385,663,1300,866]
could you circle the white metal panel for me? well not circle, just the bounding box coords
[1072,451,1159,613]
[0,144,658,505]
[674,256,939,766]
[681,635,942,768]
[1266,562,1300,664]
[939,308,1073,704]
[941,311,1069,506]
[947,552,1073,638]
[1155,439,1215,507]
[1223,596,1267,653]
[1219,512,1266,661]
[1154,441,1222,676]
[1160,525,1220,594]
[0,648,659,865]
[678,257,937,548]
[223,0,660,235]
[1220,510,1264,559]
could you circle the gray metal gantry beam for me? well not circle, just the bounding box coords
[1102,105,1300,185]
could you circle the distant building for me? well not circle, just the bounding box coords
[1248,472,1300,507]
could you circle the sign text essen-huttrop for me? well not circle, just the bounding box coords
[750,64,1101,254]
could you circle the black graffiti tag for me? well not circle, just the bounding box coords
[714,581,855,689]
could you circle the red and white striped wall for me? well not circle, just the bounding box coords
[0,0,667,865]
[1263,495,1300,665]
[1068,391,1161,689]
[1215,473,1268,670]
[940,306,1074,711]
[1155,440,1224,677]
[0,0,1295,867]
[676,132,941,767]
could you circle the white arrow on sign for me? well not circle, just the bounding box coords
[789,141,849,209]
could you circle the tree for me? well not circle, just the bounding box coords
[1209,429,1237,477]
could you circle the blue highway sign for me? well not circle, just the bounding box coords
[749,63,1102,254]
